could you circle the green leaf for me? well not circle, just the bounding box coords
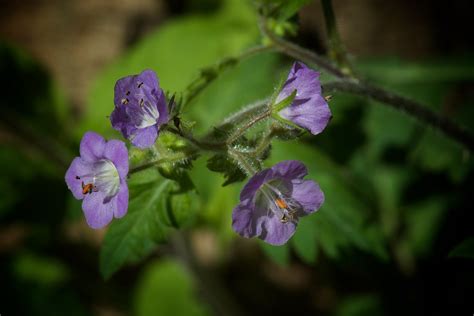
[100,175,198,278]
[449,238,474,259]
[272,89,296,111]
[134,259,211,316]
[292,217,318,263]
[207,153,246,186]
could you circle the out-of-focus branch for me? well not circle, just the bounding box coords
[321,0,354,76]
[324,80,474,150]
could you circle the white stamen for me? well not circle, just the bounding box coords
[136,98,160,129]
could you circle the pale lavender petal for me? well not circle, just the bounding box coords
[114,182,128,218]
[279,95,331,135]
[65,157,92,200]
[80,131,106,162]
[240,169,272,201]
[260,215,297,246]
[103,139,129,179]
[276,62,332,135]
[130,125,158,148]
[82,191,115,229]
[270,160,307,180]
[291,179,324,216]
[276,62,321,104]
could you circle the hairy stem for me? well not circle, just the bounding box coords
[226,105,272,145]
[129,151,198,175]
[324,80,474,150]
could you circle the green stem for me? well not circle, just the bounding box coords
[226,105,272,145]
[321,0,353,76]
[259,17,346,78]
[183,44,275,107]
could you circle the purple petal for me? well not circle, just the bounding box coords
[130,125,158,148]
[103,139,129,179]
[240,169,272,201]
[82,191,114,229]
[270,160,308,180]
[279,95,331,135]
[260,215,297,246]
[114,182,129,218]
[80,131,106,162]
[232,199,266,238]
[65,157,92,200]
[110,104,130,133]
[291,179,324,216]
[276,62,321,104]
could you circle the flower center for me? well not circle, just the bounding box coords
[136,98,160,129]
[256,180,302,223]
[75,159,120,199]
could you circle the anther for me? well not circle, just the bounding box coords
[121,98,129,105]
[126,91,130,96]
[137,82,144,88]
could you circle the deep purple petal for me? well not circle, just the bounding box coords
[279,95,331,135]
[291,179,324,216]
[270,160,307,180]
[260,215,297,246]
[114,75,135,106]
[80,131,106,162]
[114,182,128,218]
[155,89,169,126]
[240,169,272,201]
[65,157,92,200]
[130,125,158,148]
[232,199,267,238]
[103,139,129,179]
[82,191,115,229]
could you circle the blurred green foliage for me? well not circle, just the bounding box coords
[134,259,211,316]
[1,0,473,315]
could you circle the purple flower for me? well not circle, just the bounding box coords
[232,160,324,245]
[276,62,332,135]
[65,132,129,229]
[111,69,169,148]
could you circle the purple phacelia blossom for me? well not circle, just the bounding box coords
[111,69,169,148]
[65,132,129,229]
[232,160,324,245]
[276,62,332,135]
